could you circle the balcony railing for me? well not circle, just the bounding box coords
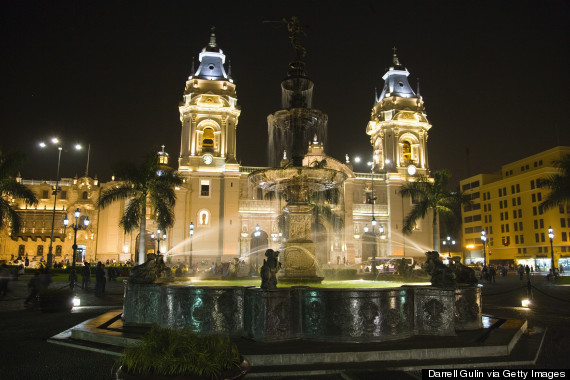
[239,199,280,213]
[352,203,388,217]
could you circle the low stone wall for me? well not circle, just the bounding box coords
[123,283,482,342]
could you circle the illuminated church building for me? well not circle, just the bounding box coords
[1,32,435,266]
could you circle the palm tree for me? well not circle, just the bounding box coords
[0,150,38,235]
[399,170,470,251]
[539,154,570,212]
[97,149,182,264]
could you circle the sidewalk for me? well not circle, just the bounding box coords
[0,275,125,313]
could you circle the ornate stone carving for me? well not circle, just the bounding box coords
[422,251,456,288]
[449,256,478,285]
[129,253,167,284]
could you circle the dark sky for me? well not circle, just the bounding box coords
[1,1,568,188]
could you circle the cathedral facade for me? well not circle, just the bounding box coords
[1,32,434,268]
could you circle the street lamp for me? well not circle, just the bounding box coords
[189,222,194,270]
[63,208,90,289]
[442,236,455,258]
[40,138,83,269]
[548,226,555,274]
[254,224,261,269]
[480,230,487,266]
[151,229,167,254]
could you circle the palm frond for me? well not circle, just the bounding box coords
[98,184,138,209]
[121,197,144,233]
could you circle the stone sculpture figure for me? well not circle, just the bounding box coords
[129,253,167,284]
[448,256,478,285]
[422,251,456,288]
[260,249,282,290]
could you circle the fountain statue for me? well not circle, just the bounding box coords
[250,17,347,283]
[259,249,282,290]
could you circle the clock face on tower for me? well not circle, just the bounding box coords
[203,154,213,165]
[407,165,417,176]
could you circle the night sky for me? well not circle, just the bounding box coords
[1,1,568,188]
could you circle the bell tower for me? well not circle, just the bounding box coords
[178,28,241,172]
[366,50,431,177]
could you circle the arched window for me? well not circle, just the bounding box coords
[202,127,215,152]
[402,141,412,161]
[82,191,88,200]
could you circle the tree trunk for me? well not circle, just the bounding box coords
[138,198,147,265]
[432,209,439,252]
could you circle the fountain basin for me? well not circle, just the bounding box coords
[123,282,482,342]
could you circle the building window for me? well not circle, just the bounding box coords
[532,194,536,202]
[535,233,539,243]
[514,223,518,231]
[518,209,522,218]
[561,205,566,214]
[534,220,538,229]
[513,210,517,219]
[515,235,519,244]
[562,232,568,242]
[539,219,544,228]
[499,188,502,197]
[537,192,542,201]
[562,218,567,228]
[519,222,523,230]
[200,180,210,197]
[531,180,535,189]
[82,191,88,200]
[501,225,505,233]
[540,233,545,242]
[37,245,43,256]
[55,245,62,256]
[60,190,67,200]
[42,190,49,199]
[516,184,520,193]
[533,206,537,216]
[520,235,524,244]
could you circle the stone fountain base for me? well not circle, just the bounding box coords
[122,282,482,343]
[279,242,324,284]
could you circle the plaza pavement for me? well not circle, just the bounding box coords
[0,271,569,379]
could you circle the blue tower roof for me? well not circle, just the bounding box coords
[378,52,417,101]
[194,27,228,81]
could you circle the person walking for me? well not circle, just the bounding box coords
[81,262,91,290]
[0,264,11,296]
[24,272,40,305]
[489,266,496,283]
[518,265,524,280]
[525,265,531,281]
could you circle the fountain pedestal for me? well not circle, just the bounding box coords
[280,204,323,284]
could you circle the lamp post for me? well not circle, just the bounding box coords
[40,138,83,269]
[254,224,261,269]
[548,226,555,274]
[480,230,487,266]
[151,229,167,254]
[189,222,194,271]
[63,208,90,289]
[442,236,455,259]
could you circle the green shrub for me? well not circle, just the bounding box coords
[116,327,242,379]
